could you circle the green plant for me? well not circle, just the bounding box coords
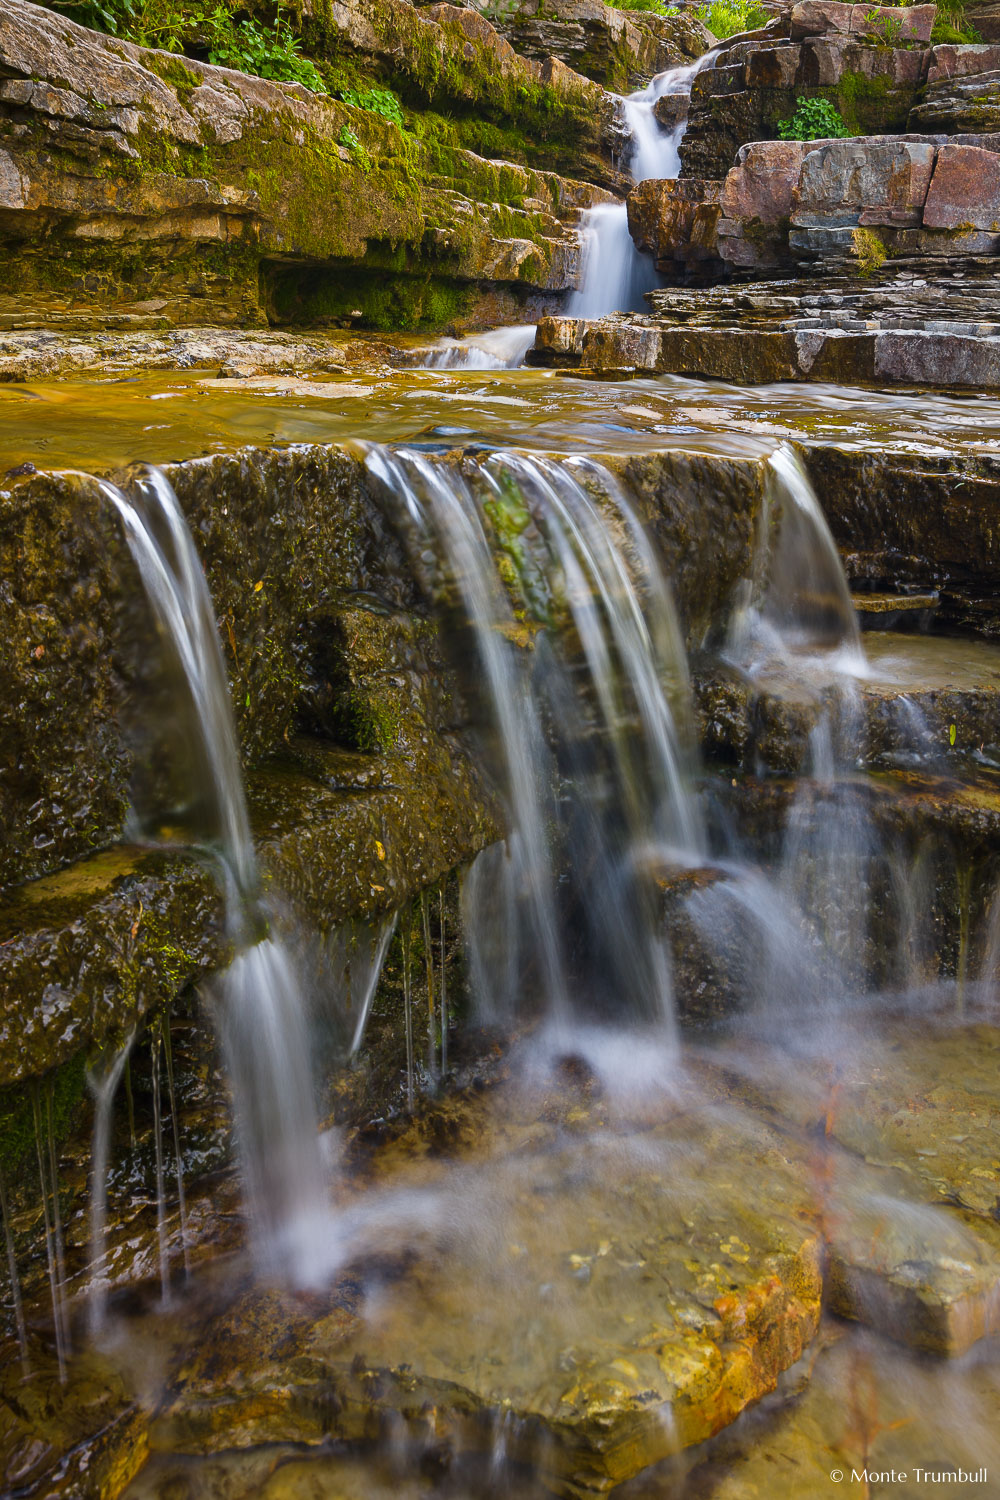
[47,0,327,92]
[340,85,406,128]
[777,95,852,139]
[338,125,371,172]
[606,0,680,14]
[862,7,904,43]
[206,7,327,92]
[695,0,767,38]
[852,225,887,276]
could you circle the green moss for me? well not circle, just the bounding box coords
[333,691,402,753]
[267,263,473,330]
[833,71,910,134]
[0,1053,86,1182]
[852,225,888,277]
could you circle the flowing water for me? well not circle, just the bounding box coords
[4,277,1000,1495]
[95,467,330,1285]
[364,445,700,1036]
[569,55,712,319]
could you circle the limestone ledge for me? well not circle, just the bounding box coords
[0,0,617,329]
[484,0,712,92]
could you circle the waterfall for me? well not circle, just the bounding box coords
[364,446,702,1037]
[424,325,539,370]
[97,467,329,1286]
[569,54,713,319]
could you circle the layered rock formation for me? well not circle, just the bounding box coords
[0,0,622,330]
[680,1,940,179]
[482,0,711,91]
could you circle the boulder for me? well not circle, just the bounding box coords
[927,42,1000,82]
[850,2,937,41]
[722,139,821,221]
[627,177,724,269]
[790,0,936,41]
[923,141,1000,228]
[745,43,803,86]
[789,0,856,39]
[801,35,928,88]
[791,139,937,228]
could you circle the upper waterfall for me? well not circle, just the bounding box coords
[568,53,714,320]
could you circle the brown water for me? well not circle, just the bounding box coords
[3,364,1000,473]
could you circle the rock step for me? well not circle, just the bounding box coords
[696,631,1000,774]
[853,590,940,629]
[0,738,497,1090]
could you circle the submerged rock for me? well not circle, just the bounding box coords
[144,1076,823,1496]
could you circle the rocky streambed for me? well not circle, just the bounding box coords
[2,0,1000,1491]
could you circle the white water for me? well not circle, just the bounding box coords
[569,55,712,320]
[98,467,328,1286]
[365,445,702,1035]
[424,324,538,370]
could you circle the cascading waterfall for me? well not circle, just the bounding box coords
[364,445,702,1038]
[569,54,713,319]
[96,466,329,1287]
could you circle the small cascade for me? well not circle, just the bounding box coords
[86,1032,134,1335]
[96,466,329,1285]
[570,55,713,319]
[364,445,702,1036]
[423,324,538,370]
[325,911,399,1060]
[727,444,867,681]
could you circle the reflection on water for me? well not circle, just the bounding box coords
[3,362,1000,472]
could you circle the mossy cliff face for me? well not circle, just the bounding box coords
[0,440,769,1088]
[0,444,769,893]
[0,0,617,331]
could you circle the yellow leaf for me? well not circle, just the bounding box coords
[254,580,263,593]
[375,840,386,860]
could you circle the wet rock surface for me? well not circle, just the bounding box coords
[487,0,711,92]
[694,632,1000,775]
[4,1013,1000,1496]
[530,268,1000,389]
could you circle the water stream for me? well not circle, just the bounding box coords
[97,467,330,1286]
[569,55,712,319]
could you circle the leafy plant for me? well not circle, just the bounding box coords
[695,0,767,39]
[606,0,680,15]
[206,7,327,92]
[777,95,851,139]
[46,0,327,92]
[862,7,904,43]
[340,85,406,128]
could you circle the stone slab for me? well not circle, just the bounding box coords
[923,142,1000,229]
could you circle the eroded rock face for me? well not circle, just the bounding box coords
[0,0,617,330]
[626,176,723,272]
[485,0,711,92]
[680,18,938,180]
[912,66,1000,133]
[645,133,1000,273]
